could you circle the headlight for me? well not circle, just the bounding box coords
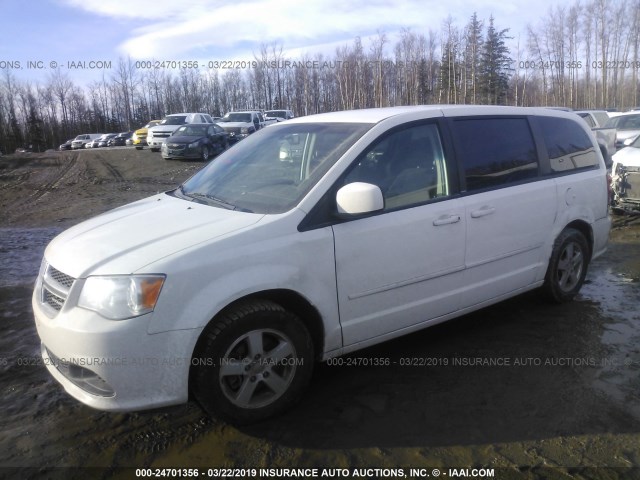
[241,127,249,134]
[78,275,165,320]
[188,142,199,149]
[132,133,138,140]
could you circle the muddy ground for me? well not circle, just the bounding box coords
[1,150,640,478]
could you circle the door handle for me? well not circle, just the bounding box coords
[470,206,496,218]
[433,214,461,226]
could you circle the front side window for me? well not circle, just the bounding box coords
[179,123,371,214]
[342,123,450,210]
[452,118,538,191]
[538,116,599,172]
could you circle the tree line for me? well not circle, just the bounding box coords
[1,0,639,153]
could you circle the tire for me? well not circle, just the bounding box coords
[543,228,590,303]
[192,300,314,424]
[135,146,142,150]
[150,147,159,153]
[201,145,209,161]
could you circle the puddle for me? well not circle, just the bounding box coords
[0,228,61,288]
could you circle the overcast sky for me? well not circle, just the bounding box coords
[1,0,562,85]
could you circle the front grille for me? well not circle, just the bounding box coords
[44,289,65,311]
[223,127,241,135]
[46,265,74,289]
[167,144,185,149]
[40,263,76,317]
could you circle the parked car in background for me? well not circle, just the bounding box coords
[605,112,640,149]
[132,120,162,150]
[161,123,228,161]
[611,134,640,213]
[264,109,294,122]
[574,110,616,167]
[59,139,74,151]
[147,114,215,152]
[71,134,102,150]
[216,111,264,144]
[89,136,105,148]
[97,134,118,148]
[109,132,133,147]
[33,106,610,425]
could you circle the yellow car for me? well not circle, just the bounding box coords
[132,120,161,149]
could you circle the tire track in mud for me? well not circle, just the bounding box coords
[99,158,125,184]
[0,170,32,191]
[8,153,79,213]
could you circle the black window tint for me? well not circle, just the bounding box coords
[453,118,538,191]
[538,117,598,172]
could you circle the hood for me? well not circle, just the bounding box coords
[166,135,205,144]
[149,125,182,134]
[613,147,640,168]
[219,121,253,128]
[45,193,264,278]
[617,130,640,142]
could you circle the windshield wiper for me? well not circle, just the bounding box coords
[186,192,254,212]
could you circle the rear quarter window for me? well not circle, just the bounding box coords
[537,116,599,173]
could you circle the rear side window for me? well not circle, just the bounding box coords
[452,118,538,191]
[538,117,598,173]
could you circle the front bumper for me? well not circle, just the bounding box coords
[32,270,200,412]
[612,167,640,211]
[161,144,202,160]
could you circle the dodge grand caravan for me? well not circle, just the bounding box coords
[33,106,611,424]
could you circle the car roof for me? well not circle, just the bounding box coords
[284,105,578,125]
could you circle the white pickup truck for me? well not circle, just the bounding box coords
[216,111,269,145]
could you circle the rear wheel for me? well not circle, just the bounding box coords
[543,228,589,303]
[192,300,314,424]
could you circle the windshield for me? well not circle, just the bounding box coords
[145,121,160,128]
[173,125,208,137]
[607,114,640,130]
[161,116,188,125]
[178,122,370,213]
[266,110,286,118]
[220,113,252,123]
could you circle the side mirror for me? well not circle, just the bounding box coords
[336,182,384,215]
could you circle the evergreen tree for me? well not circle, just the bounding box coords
[480,16,513,105]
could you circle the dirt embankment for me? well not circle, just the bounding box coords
[0,149,204,228]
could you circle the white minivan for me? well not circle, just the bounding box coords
[33,106,611,424]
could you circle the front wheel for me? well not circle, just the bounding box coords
[543,228,589,303]
[201,145,209,161]
[192,300,314,424]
